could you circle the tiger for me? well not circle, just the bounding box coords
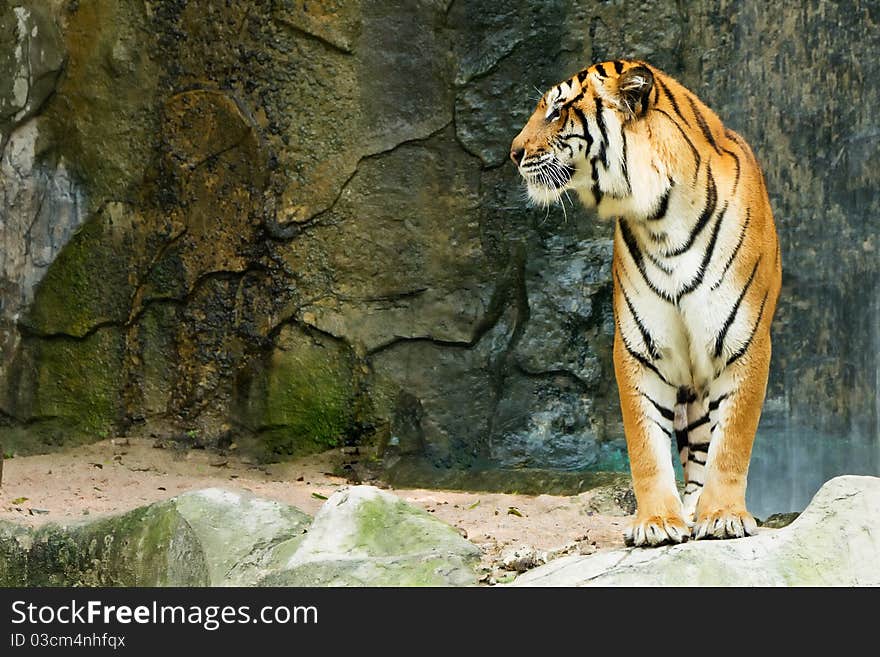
[510,59,781,547]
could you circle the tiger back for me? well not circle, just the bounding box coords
[510,59,781,546]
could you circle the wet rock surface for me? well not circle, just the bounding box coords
[0,2,875,512]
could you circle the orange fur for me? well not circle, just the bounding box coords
[512,60,781,545]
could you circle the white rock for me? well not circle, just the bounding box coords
[262,485,482,586]
[501,544,541,572]
[512,476,880,587]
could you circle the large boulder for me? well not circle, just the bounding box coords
[0,488,311,586]
[0,485,481,587]
[259,485,482,586]
[512,476,880,586]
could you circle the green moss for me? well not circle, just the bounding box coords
[138,304,179,416]
[353,497,448,556]
[42,0,161,201]
[0,522,31,586]
[4,501,210,587]
[23,207,140,337]
[239,325,357,457]
[263,347,351,450]
[2,325,124,452]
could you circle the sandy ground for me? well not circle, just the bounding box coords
[0,439,628,581]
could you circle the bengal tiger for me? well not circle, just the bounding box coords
[510,59,781,547]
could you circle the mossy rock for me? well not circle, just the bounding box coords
[259,485,482,586]
[235,324,359,458]
[1,486,480,587]
[22,203,155,337]
[0,1,66,135]
[0,488,311,586]
[42,0,161,201]
[0,501,206,586]
[4,326,125,449]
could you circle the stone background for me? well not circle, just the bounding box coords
[0,0,877,515]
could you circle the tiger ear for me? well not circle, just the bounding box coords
[616,65,654,120]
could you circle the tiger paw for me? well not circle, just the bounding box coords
[693,508,758,540]
[624,514,690,547]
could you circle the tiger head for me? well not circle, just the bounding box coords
[510,60,655,210]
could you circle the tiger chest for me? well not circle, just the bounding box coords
[613,252,732,393]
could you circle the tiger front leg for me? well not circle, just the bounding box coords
[613,332,689,547]
[693,339,771,540]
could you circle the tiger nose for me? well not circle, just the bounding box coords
[510,147,525,166]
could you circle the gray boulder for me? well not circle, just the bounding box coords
[512,476,880,586]
[0,488,311,586]
[259,485,482,586]
[0,485,481,587]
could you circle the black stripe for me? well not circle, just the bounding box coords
[615,269,661,359]
[711,208,751,290]
[559,132,590,143]
[594,97,609,168]
[675,429,688,453]
[652,108,701,179]
[686,414,709,432]
[646,252,673,275]
[620,126,631,194]
[646,183,673,221]
[558,140,574,158]
[664,165,717,258]
[642,393,675,421]
[726,289,770,366]
[577,69,590,83]
[591,159,603,205]
[708,393,729,411]
[612,60,624,75]
[617,318,671,385]
[687,452,707,464]
[653,420,672,438]
[686,94,722,155]
[570,107,595,148]
[710,423,718,433]
[685,481,703,490]
[618,219,675,303]
[596,63,610,78]
[723,147,741,195]
[558,134,586,155]
[714,256,762,358]
[725,128,757,167]
[677,202,728,299]
[656,77,690,127]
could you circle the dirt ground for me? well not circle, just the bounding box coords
[0,439,629,582]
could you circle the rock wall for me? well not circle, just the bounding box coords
[0,1,877,513]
